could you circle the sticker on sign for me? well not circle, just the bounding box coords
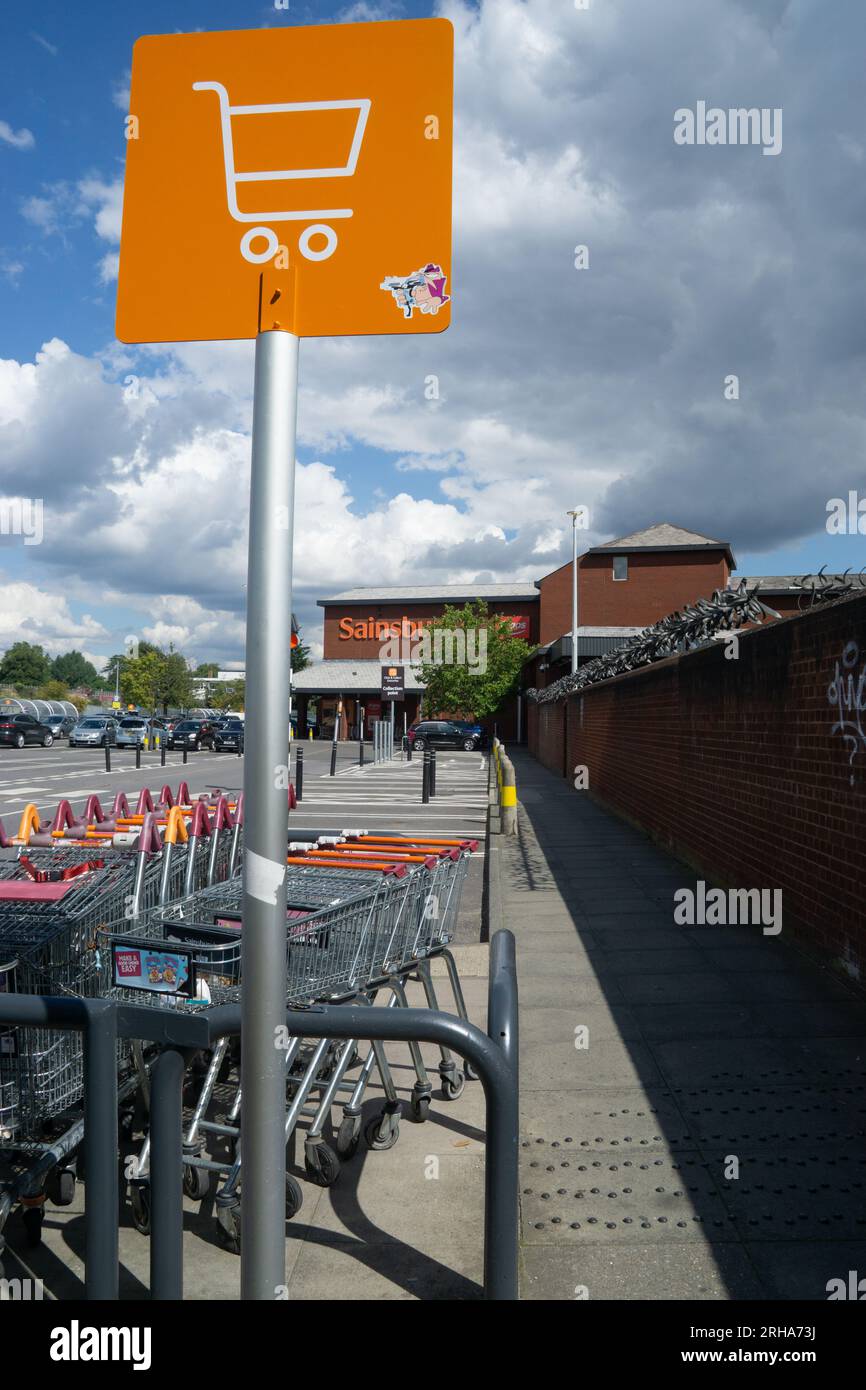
[116,18,453,343]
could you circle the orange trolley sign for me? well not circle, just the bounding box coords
[116,17,453,342]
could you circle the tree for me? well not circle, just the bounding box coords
[411,600,533,719]
[119,643,194,714]
[51,650,100,689]
[163,647,193,711]
[38,679,71,701]
[0,641,51,688]
[291,634,311,672]
[213,679,245,710]
[195,662,219,677]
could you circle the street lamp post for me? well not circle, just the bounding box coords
[566,509,581,674]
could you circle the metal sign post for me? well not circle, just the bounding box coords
[240,326,297,1299]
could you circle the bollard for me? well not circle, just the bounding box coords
[429,747,436,797]
[295,746,303,801]
[329,742,337,777]
[135,745,141,770]
[161,742,166,767]
[183,747,188,765]
[359,737,365,766]
[308,727,313,740]
[104,742,111,773]
[421,748,430,803]
[406,737,412,763]
[500,751,518,836]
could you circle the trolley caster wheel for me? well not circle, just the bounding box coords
[182,1163,211,1202]
[441,1070,465,1101]
[21,1207,44,1248]
[216,1206,241,1254]
[336,1114,362,1159]
[410,1094,431,1123]
[304,1142,340,1188]
[465,1062,479,1082]
[364,1110,400,1151]
[46,1167,76,1207]
[285,1174,303,1220]
[128,1182,151,1236]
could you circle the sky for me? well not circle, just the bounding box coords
[1,0,864,670]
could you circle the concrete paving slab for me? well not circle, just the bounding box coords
[521,1241,766,1300]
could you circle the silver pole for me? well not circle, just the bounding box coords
[569,511,579,674]
[241,327,297,1300]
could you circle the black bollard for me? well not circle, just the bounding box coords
[359,738,365,766]
[422,749,430,804]
[104,741,111,773]
[329,741,337,777]
[429,747,436,797]
[161,741,166,767]
[183,746,188,765]
[295,746,303,801]
[135,745,141,770]
[406,738,412,763]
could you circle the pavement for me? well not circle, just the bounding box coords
[492,747,866,1301]
[0,741,492,1300]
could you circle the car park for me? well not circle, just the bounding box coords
[69,716,118,748]
[0,712,57,748]
[166,718,216,751]
[213,718,244,752]
[408,720,482,752]
[44,713,78,739]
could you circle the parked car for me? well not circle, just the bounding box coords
[408,720,481,752]
[43,713,78,739]
[0,712,57,748]
[213,718,244,753]
[115,716,168,748]
[166,719,216,751]
[449,719,488,749]
[69,716,118,748]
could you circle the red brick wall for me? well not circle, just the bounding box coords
[528,593,866,982]
[537,551,731,645]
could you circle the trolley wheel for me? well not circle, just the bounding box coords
[285,1174,303,1220]
[216,1205,241,1254]
[441,1070,465,1101]
[336,1114,362,1159]
[182,1163,211,1202]
[365,1110,400,1151]
[21,1206,44,1248]
[46,1167,76,1207]
[128,1182,151,1236]
[465,1062,479,1082]
[410,1094,431,1123]
[304,1142,340,1188]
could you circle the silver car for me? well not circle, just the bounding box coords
[69,717,118,748]
[115,716,159,748]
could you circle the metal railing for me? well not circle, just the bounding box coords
[0,930,518,1301]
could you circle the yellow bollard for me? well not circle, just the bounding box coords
[143,735,149,750]
[308,727,313,740]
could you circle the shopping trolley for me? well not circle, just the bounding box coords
[0,810,238,1247]
[99,846,474,1248]
[192,80,371,265]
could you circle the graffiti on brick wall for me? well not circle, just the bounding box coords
[828,641,866,786]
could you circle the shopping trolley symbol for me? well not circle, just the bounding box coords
[192,81,372,265]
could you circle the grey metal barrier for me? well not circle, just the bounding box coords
[0,929,518,1301]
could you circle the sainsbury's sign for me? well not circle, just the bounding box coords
[338,614,531,641]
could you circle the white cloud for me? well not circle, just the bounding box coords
[0,575,108,657]
[112,71,131,112]
[29,32,58,57]
[0,120,34,150]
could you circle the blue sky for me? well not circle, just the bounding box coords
[1,0,864,670]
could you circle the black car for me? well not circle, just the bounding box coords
[213,718,245,752]
[167,719,216,751]
[409,720,481,752]
[0,712,56,748]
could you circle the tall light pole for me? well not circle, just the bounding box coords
[566,509,581,674]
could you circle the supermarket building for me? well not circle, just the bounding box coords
[291,521,812,739]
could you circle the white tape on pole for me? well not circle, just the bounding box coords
[244,847,286,905]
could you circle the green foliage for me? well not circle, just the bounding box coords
[51,650,101,689]
[37,679,71,701]
[0,641,52,688]
[414,600,533,720]
[120,644,193,714]
[291,634,311,672]
[213,679,245,710]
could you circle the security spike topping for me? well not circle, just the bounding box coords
[525,571,866,705]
